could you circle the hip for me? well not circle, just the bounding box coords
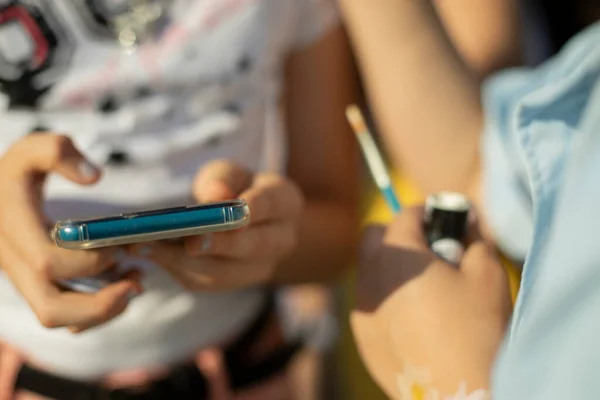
[1,292,302,400]
[0,273,265,379]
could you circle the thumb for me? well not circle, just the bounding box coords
[6,134,100,185]
[193,160,253,203]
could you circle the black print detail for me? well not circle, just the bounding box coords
[72,0,128,38]
[29,124,48,133]
[0,1,73,108]
[84,0,127,28]
[223,101,241,115]
[99,96,118,113]
[205,136,223,147]
[236,55,252,74]
[72,0,171,42]
[135,86,152,99]
[105,149,130,166]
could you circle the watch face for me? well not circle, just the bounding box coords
[0,1,73,108]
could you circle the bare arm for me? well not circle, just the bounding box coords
[436,0,523,76]
[274,26,360,284]
[339,0,520,208]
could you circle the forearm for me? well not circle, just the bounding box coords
[435,0,523,76]
[271,199,359,284]
[277,26,360,284]
[339,0,483,195]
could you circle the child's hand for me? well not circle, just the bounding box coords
[131,160,304,291]
[352,206,511,399]
[0,134,141,333]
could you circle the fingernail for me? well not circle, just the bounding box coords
[137,246,153,257]
[79,160,98,179]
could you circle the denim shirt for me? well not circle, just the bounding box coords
[483,21,600,399]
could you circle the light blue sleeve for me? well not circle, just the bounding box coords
[481,69,538,262]
[484,21,600,399]
[481,21,600,262]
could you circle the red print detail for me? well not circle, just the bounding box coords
[202,0,256,30]
[0,6,48,68]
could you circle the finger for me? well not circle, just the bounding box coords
[128,241,180,270]
[1,134,100,184]
[3,244,139,330]
[43,247,120,281]
[464,208,485,247]
[3,237,119,282]
[131,240,275,291]
[195,348,233,400]
[459,241,504,282]
[0,342,22,400]
[184,222,296,260]
[240,175,303,224]
[0,135,102,271]
[193,160,253,203]
[384,205,428,250]
[47,280,139,332]
[460,242,512,318]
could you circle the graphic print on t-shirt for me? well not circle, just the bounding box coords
[0,0,337,379]
[0,0,290,172]
[0,0,72,107]
[75,0,131,36]
[70,0,171,42]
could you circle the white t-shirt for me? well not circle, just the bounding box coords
[0,0,339,380]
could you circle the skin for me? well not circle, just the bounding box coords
[434,0,522,77]
[0,135,143,332]
[0,25,358,399]
[338,1,522,394]
[130,26,360,290]
[339,0,522,224]
[352,207,512,398]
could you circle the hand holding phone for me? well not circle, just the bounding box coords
[128,160,304,291]
[53,199,251,294]
[0,134,140,333]
[52,200,250,250]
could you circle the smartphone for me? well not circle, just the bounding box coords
[52,199,250,250]
[54,200,250,294]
